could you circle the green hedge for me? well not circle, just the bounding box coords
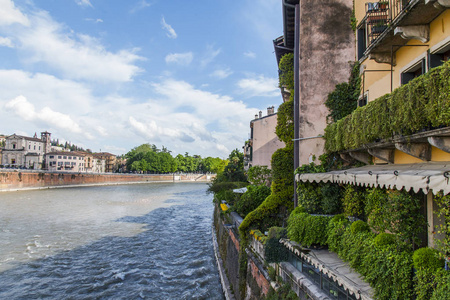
[287,212,331,247]
[325,60,450,152]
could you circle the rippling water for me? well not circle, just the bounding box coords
[0,183,223,299]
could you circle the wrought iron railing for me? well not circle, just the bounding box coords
[366,0,412,45]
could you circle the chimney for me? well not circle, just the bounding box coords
[267,106,275,115]
[259,111,262,118]
[255,114,258,119]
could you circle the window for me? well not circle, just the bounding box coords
[63,156,67,159]
[49,155,54,159]
[58,156,62,159]
[58,162,63,166]
[428,44,450,69]
[358,94,368,107]
[357,26,367,60]
[34,145,36,150]
[401,59,425,85]
[12,144,16,149]
[28,145,31,149]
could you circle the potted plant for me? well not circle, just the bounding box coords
[379,1,389,10]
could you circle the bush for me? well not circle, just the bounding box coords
[342,185,366,219]
[268,226,287,240]
[297,182,322,213]
[413,247,445,271]
[287,213,331,247]
[233,185,271,217]
[350,220,370,234]
[373,233,396,248]
[431,269,450,300]
[265,236,289,263]
[289,206,306,217]
[327,214,350,252]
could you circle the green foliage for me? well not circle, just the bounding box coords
[373,233,396,248]
[267,266,276,281]
[275,100,294,145]
[297,182,322,214]
[325,61,450,152]
[233,185,271,218]
[365,188,389,232]
[320,183,343,214]
[268,226,287,240]
[339,229,415,300]
[265,236,289,263]
[289,206,306,217]
[327,214,350,252]
[265,283,297,300]
[278,53,294,91]
[433,192,450,258]
[342,185,366,219]
[413,247,445,271]
[271,146,294,194]
[430,269,450,300]
[287,213,331,247]
[220,149,246,182]
[325,62,360,123]
[350,220,370,234]
[386,190,426,250]
[247,165,272,186]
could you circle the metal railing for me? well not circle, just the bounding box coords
[366,0,412,45]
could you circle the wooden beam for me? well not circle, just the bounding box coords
[368,148,394,164]
[339,153,354,163]
[395,142,431,161]
[428,136,450,153]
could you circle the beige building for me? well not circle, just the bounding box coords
[95,152,118,173]
[1,132,51,169]
[46,152,85,172]
[244,107,285,169]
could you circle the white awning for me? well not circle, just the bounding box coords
[233,187,248,194]
[296,162,450,195]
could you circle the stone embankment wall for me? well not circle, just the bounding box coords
[0,170,213,191]
[214,206,271,300]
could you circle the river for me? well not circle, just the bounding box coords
[0,183,224,299]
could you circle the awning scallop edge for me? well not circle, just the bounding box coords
[296,162,450,195]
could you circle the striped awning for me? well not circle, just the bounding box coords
[296,162,450,195]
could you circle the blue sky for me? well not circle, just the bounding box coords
[0,0,283,158]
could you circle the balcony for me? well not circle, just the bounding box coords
[360,0,447,60]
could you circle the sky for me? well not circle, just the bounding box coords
[0,0,283,158]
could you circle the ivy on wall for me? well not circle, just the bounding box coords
[325,62,361,123]
[325,61,450,152]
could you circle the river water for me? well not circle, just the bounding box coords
[0,183,224,299]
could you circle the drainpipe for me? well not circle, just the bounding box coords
[293,3,300,208]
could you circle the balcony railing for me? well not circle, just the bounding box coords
[365,0,412,45]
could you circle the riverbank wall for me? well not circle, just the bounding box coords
[0,170,213,191]
[213,205,272,300]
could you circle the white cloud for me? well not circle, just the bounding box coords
[244,51,256,58]
[130,0,153,14]
[161,16,177,39]
[0,8,144,82]
[0,36,13,47]
[85,18,103,23]
[237,75,279,97]
[165,52,193,66]
[200,45,221,68]
[75,0,93,8]
[0,0,29,26]
[5,95,82,133]
[210,68,233,79]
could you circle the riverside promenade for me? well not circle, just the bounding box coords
[0,169,214,192]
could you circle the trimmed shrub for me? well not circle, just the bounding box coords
[327,214,350,252]
[373,233,396,248]
[413,247,445,271]
[350,220,370,234]
[431,269,450,300]
[342,185,366,219]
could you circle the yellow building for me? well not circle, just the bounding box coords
[299,0,450,248]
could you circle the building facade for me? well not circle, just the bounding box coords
[244,107,285,169]
[1,132,51,169]
[45,152,85,172]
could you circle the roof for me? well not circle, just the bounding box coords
[7,134,42,143]
[296,162,450,195]
[46,151,85,157]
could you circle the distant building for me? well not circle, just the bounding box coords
[1,132,51,169]
[244,106,285,170]
[94,152,118,173]
[45,152,85,172]
[92,153,106,173]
